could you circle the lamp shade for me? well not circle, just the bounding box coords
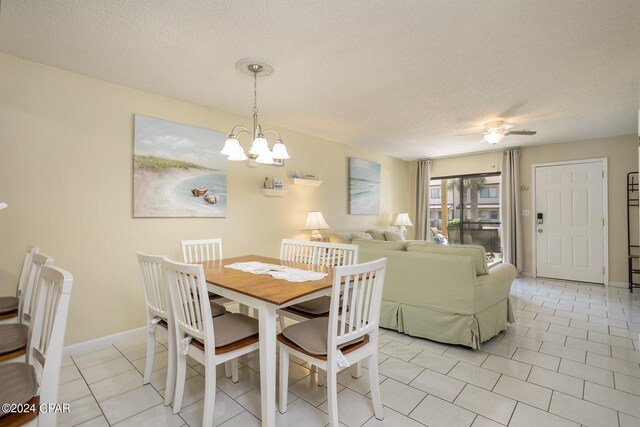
[302,211,330,230]
[220,137,240,156]
[393,212,413,227]
[271,141,290,159]
[249,137,269,155]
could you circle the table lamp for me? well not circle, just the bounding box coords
[303,211,330,241]
[393,212,413,238]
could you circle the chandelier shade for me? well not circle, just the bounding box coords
[221,59,290,164]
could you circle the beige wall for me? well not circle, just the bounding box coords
[428,134,638,284]
[0,54,412,344]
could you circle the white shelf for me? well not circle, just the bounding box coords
[292,178,322,187]
[261,189,288,197]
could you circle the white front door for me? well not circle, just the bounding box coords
[535,161,605,283]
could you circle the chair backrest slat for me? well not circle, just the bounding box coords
[280,239,358,267]
[328,258,387,349]
[16,245,39,299]
[164,258,213,343]
[21,253,54,325]
[137,252,170,320]
[181,238,223,263]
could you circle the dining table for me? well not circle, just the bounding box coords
[201,254,335,427]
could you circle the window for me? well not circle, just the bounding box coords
[480,187,498,198]
[428,173,501,256]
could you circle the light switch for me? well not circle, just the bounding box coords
[522,209,531,217]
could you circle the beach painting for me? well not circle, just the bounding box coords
[349,157,381,214]
[133,115,227,217]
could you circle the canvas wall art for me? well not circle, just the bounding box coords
[133,115,227,217]
[349,157,381,214]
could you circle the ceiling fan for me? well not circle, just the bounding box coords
[478,121,537,145]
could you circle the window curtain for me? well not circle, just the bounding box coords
[415,159,432,241]
[501,148,523,272]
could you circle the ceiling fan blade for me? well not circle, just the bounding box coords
[455,133,481,137]
[505,130,537,136]
[502,124,514,130]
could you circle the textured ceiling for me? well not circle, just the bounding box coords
[1,0,639,160]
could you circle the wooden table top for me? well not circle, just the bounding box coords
[201,255,334,306]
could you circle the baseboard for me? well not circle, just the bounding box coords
[519,272,534,278]
[609,281,629,289]
[62,326,147,357]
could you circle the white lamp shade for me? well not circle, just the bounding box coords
[249,137,269,155]
[484,131,505,145]
[393,212,413,227]
[255,149,275,164]
[302,211,330,230]
[221,137,240,156]
[227,144,248,161]
[271,141,290,159]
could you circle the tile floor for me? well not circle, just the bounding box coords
[57,277,640,426]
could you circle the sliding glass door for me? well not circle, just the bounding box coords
[429,172,502,257]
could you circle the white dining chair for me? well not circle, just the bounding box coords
[164,258,260,425]
[278,239,360,382]
[278,257,387,427]
[137,252,229,406]
[180,238,233,305]
[0,253,53,363]
[0,245,39,324]
[0,264,73,427]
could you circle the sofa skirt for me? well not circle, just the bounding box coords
[379,297,514,349]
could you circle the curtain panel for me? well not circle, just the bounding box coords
[501,148,523,272]
[415,159,432,241]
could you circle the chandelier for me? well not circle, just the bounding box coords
[220,59,290,164]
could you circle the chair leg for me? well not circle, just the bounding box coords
[318,368,325,386]
[224,361,232,378]
[368,354,384,420]
[164,328,176,406]
[172,351,187,414]
[326,365,339,427]
[231,358,239,383]
[278,347,289,413]
[143,330,155,384]
[351,361,362,379]
[202,361,217,427]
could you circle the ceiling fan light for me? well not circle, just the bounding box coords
[484,131,505,145]
[249,137,269,155]
[271,140,290,160]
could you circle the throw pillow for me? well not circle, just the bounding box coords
[330,232,353,244]
[384,230,405,241]
[367,228,387,240]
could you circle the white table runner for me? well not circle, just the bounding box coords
[224,261,328,282]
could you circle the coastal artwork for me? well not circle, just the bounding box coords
[349,157,381,214]
[133,115,227,217]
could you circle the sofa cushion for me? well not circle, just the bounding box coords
[407,242,489,275]
[384,230,405,241]
[354,240,408,251]
[330,232,354,244]
[351,232,373,241]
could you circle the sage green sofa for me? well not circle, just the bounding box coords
[356,240,516,349]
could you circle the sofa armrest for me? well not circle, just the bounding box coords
[474,263,517,311]
[360,248,478,314]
